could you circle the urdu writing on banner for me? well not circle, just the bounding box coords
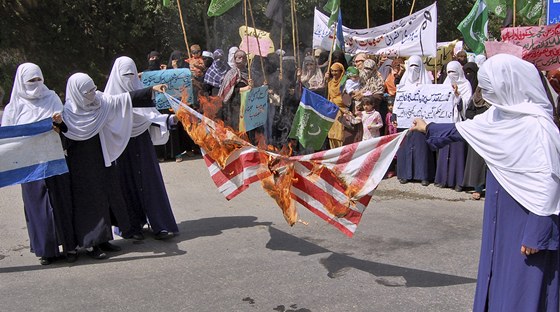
[312,3,437,56]
[239,86,268,132]
[393,84,455,128]
[501,23,560,71]
[141,68,193,110]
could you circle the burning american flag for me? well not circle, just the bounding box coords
[165,93,407,237]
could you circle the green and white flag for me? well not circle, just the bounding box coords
[457,0,488,54]
[289,88,339,151]
[323,0,340,27]
[485,0,543,25]
[207,0,241,17]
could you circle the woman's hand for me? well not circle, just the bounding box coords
[452,84,460,97]
[52,112,63,124]
[410,118,427,133]
[152,84,167,93]
[521,245,539,256]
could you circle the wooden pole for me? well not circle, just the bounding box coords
[290,0,298,78]
[292,0,300,68]
[176,0,191,59]
[243,0,251,80]
[513,0,517,27]
[247,0,266,84]
[409,0,416,16]
[434,54,438,84]
[279,25,283,81]
[366,0,370,28]
[392,0,395,22]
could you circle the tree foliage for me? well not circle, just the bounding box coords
[0,0,494,103]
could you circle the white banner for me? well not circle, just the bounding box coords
[393,84,455,128]
[313,3,437,57]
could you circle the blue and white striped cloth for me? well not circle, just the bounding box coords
[0,118,68,188]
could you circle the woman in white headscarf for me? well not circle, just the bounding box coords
[62,72,166,259]
[104,56,178,241]
[411,54,560,312]
[433,61,473,191]
[398,55,433,88]
[1,63,77,265]
[395,55,436,186]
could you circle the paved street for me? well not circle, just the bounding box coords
[0,156,484,312]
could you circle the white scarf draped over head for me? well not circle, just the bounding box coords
[104,56,168,145]
[2,63,62,126]
[398,55,432,88]
[456,54,560,216]
[444,61,472,122]
[63,73,133,167]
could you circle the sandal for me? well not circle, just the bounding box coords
[472,192,481,200]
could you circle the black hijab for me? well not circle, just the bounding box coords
[463,62,478,93]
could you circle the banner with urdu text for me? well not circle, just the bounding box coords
[501,24,560,71]
[393,84,455,128]
[312,2,437,56]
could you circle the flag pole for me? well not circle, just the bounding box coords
[176,0,191,59]
[409,0,416,15]
[292,0,301,68]
[366,0,370,28]
[247,0,267,84]
[513,0,517,27]
[290,0,298,76]
[243,0,251,81]
[434,54,438,84]
[392,0,395,22]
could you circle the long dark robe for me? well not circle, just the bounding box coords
[21,132,76,258]
[434,141,466,188]
[396,130,436,182]
[116,130,178,235]
[65,87,154,248]
[462,100,489,189]
[426,123,560,312]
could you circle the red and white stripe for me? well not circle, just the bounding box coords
[289,132,407,236]
[170,93,407,236]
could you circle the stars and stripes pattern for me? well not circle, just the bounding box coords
[166,94,407,236]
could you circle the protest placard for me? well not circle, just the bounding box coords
[501,24,560,71]
[141,68,193,110]
[484,40,523,59]
[239,26,275,59]
[239,86,268,132]
[393,84,455,128]
[313,3,437,56]
[424,40,458,71]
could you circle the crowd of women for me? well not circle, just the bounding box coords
[2,45,560,269]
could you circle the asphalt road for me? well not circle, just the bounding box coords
[0,156,484,312]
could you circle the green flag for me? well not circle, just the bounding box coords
[485,0,542,25]
[162,0,171,7]
[207,0,241,17]
[323,0,340,27]
[289,89,339,151]
[457,0,488,54]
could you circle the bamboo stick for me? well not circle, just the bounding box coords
[409,0,416,16]
[247,0,266,84]
[176,0,191,59]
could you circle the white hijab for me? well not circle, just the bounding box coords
[62,73,133,167]
[398,55,432,88]
[456,54,560,216]
[104,56,169,145]
[228,46,239,69]
[444,61,472,122]
[2,63,62,126]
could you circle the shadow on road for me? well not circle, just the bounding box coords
[266,226,476,288]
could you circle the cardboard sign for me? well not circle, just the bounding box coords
[394,84,455,128]
[239,86,268,132]
[239,26,275,60]
[142,68,193,110]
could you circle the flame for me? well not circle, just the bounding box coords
[173,90,354,227]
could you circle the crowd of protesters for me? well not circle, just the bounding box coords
[2,43,560,272]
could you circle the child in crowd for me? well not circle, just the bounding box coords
[384,100,398,178]
[357,95,383,140]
